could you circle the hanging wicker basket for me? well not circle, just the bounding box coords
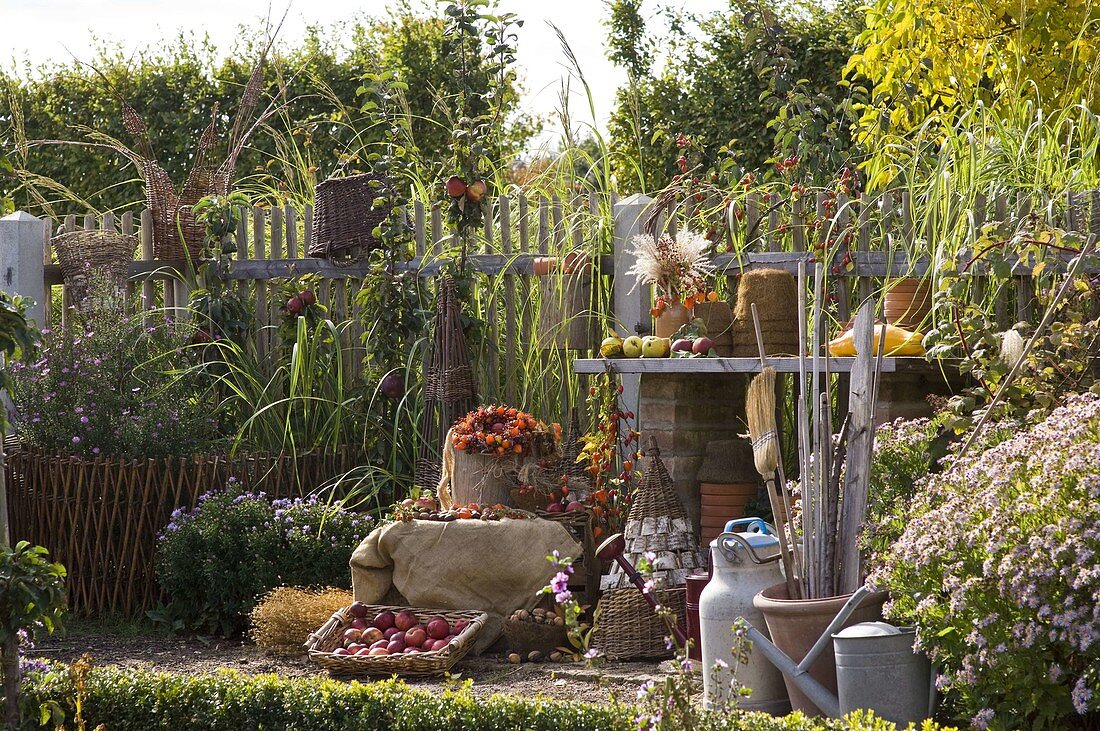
[52,230,137,310]
[309,173,392,263]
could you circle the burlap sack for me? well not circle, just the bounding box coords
[350,518,579,652]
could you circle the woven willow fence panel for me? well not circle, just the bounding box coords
[6,447,354,617]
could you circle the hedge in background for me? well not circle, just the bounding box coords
[19,664,959,731]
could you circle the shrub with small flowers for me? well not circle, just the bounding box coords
[155,483,373,635]
[9,285,217,459]
[539,551,597,662]
[871,393,1100,729]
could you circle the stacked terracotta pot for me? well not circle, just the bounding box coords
[696,439,762,544]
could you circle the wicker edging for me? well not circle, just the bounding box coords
[306,604,487,678]
[4,445,356,617]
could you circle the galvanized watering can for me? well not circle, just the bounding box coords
[741,586,936,721]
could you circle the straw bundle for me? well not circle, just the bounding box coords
[250,587,353,652]
[746,367,779,475]
[733,269,799,356]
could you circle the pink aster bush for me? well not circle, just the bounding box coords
[870,393,1100,729]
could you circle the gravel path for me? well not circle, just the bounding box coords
[33,624,668,704]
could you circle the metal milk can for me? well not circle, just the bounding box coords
[699,518,790,714]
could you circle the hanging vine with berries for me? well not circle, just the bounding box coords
[577,369,640,536]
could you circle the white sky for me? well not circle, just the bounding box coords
[1,0,728,150]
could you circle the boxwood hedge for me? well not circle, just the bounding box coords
[20,665,957,731]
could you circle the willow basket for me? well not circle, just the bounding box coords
[305,604,488,678]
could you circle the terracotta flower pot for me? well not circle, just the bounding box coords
[654,302,693,338]
[884,277,932,331]
[753,583,888,716]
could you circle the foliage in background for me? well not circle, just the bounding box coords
[0,291,39,428]
[848,0,1100,187]
[924,223,1100,431]
[872,394,1100,728]
[188,192,254,345]
[10,284,217,459]
[0,542,66,729]
[605,0,861,193]
[155,484,373,635]
[0,3,536,215]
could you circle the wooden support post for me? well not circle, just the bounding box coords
[612,194,653,423]
[838,302,875,593]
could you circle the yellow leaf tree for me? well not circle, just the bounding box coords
[847,0,1100,187]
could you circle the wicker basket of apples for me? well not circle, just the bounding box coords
[305,601,487,678]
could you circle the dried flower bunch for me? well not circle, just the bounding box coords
[626,230,717,317]
[450,404,551,456]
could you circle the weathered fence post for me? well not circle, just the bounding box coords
[612,193,652,418]
[0,211,47,328]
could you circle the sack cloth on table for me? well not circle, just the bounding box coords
[350,518,580,653]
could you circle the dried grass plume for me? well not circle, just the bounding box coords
[250,586,352,653]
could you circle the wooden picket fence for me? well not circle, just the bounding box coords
[6,445,357,616]
[40,194,613,410]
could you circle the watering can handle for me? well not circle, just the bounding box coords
[723,518,773,535]
[717,531,782,565]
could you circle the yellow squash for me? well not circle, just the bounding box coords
[827,323,925,357]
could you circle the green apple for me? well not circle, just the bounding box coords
[622,335,644,358]
[641,336,670,358]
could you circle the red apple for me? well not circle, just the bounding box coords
[383,627,402,640]
[362,627,384,643]
[566,501,584,512]
[347,643,366,654]
[373,610,395,630]
[386,638,406,654]
[445,176,467,198]
[426,617,450,640]
[545,502,564,513]
[348,602,369,619]
[350,618,368,631]
[405,627,427,647]
[453,619,470,634]
[286,296,304,315]
[298,289,316,306]
[369,639,388,651]
[356,647,374,656]
[406,648,420,655]
[395,610,419,632]
[332,647,351,656]
[380,372,404,400]
[343,628,363,645]
[671,338,693,353]
[465,179,487,203]
[367,647,389,656]
[692,336,716,355]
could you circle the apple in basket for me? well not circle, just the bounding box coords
[395,610,419,632]
[362,627,384,643]
[332,648,351,656]
[348,602,369,619]
[368,648,389,656]
[383,627,402,640]
[386,637,406,654]
[566,501,584,513]
[347,643,366,654]
[373,610,396,630]
[350,618,369,631]
[426,617,451,640]
[453,619,470,634]
[343,628,363,644]
[369,639,388,651]
[405,627,428,648]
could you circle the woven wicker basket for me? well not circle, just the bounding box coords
[309,173,392,262]
[592,442,704,660]
[52,230,137,309]
[504,619,568,656]
[305,604,487,678]
[593,587,687,660]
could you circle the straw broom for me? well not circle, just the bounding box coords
[747,303,801,598]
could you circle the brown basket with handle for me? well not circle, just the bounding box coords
[308,173,392,263]
[52,230,137,309]
[305,604,488,678]
[592,586,687,660]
